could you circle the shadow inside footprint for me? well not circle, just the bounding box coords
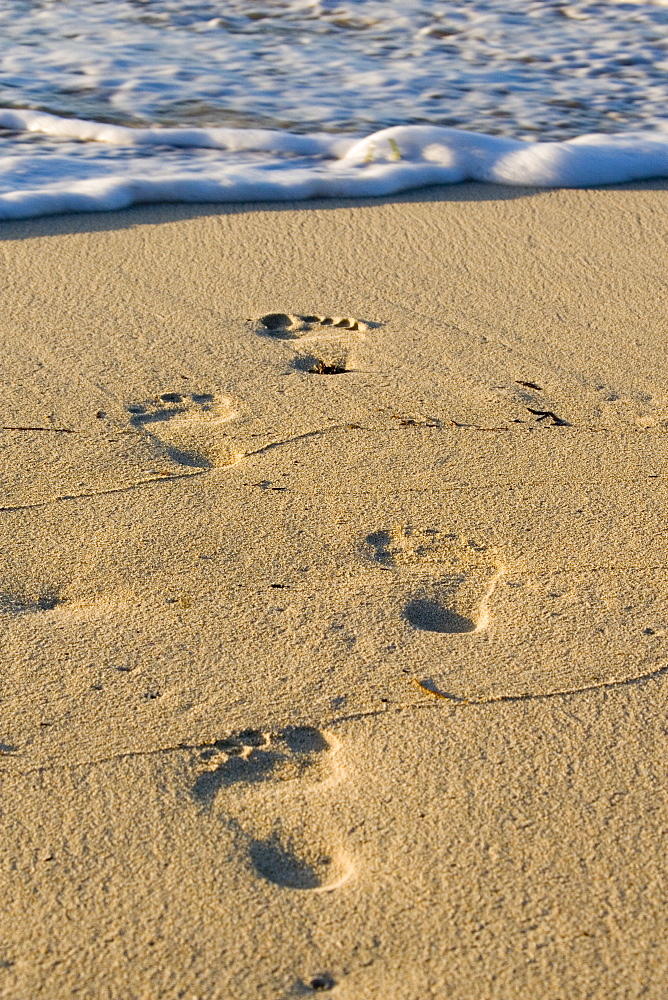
[365,529,393,563]
[0,592,60,615]
[281,726,329,754]
[258,313,301,338]
[308,361,349,375]
[191,727,331,806]
[127,395,225,469]
[130,408,179,424]
[192,752,278,802]
[161,444,212,469]
[404,598,476,634]
[250,835,331,890]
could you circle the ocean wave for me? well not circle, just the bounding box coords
[3,0,668,140]
[2,111,668,219]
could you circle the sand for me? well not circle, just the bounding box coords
[0,183,666,999]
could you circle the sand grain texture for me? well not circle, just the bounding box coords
[0,184,667,999]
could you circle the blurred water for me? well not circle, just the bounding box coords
[1,0,668,139]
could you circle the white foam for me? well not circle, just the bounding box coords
[1,113,668,219]
[0,108,345,156]
[0,110,668,219]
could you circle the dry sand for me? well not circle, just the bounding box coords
[0,183,666,999]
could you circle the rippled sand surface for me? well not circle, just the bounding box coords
[0,183,666,997]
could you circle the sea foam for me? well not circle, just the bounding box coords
[1,110,668,220]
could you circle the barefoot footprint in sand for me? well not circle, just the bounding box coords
[366,527,504,634]
[191,726,353,892]
[191,726,339,800]
[256,313,370,339]
[255,312,374,377]
[126,391,237,470]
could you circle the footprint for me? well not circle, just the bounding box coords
[365,527,504,634]
[190,726,352,894]
[249,829,353,892]
[256,312,374,377]
[255,313,370,339]
[191,726,338,806]
[126,391,237,469]
[365,525,492,569]
[402,567,503,636]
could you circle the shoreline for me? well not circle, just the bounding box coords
[3,113,668,220]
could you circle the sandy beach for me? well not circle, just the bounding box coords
[0,182,667,999]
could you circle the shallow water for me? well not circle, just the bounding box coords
[3,0,668,137]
